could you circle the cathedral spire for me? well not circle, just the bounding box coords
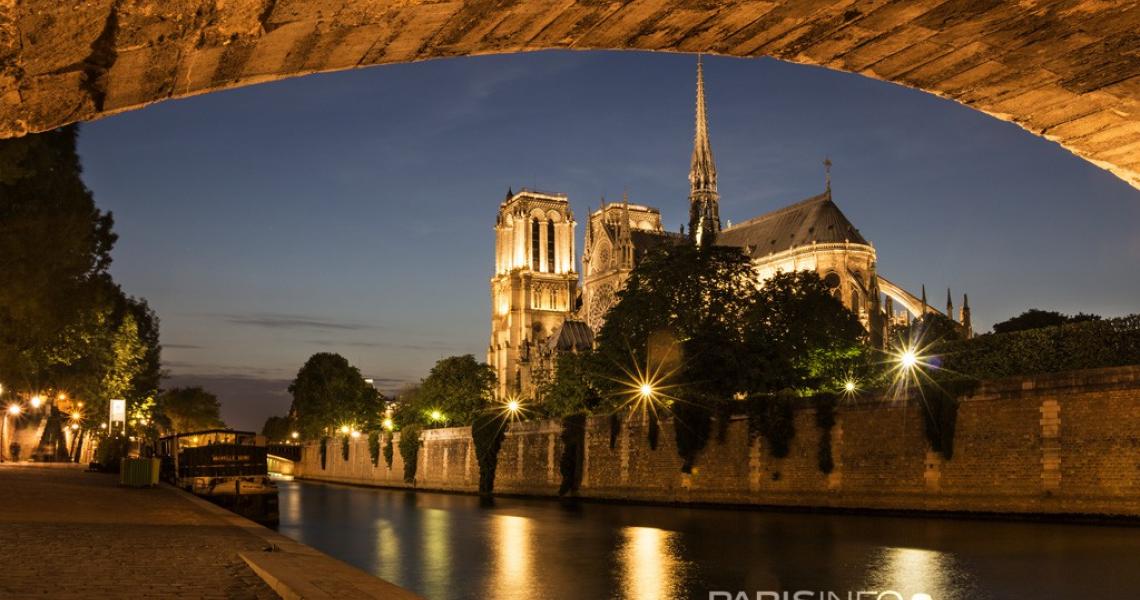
[824,157,832,195]
[946,288,954,322]
[961,294,973,339]
[688,55,720,246]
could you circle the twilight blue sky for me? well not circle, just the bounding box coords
[77,51,1140,430]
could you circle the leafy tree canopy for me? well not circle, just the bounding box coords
[261,415,294,442]
[0,126,159,420]
[743,270,867,394]
[288,353,384,438]
[157,386,224,433]
[414,354,496,427]
[992,308,1101,334]
[537,351,600,417]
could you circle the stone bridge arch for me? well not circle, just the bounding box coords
[2,1,1138,190]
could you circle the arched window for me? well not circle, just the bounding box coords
[531,219,541,271]
[547,220,556,272]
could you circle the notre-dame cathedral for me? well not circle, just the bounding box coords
[489,59,972,400]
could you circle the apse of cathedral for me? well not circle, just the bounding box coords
[489,58,973,400]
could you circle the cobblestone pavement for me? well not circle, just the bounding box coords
[0,464,277,599]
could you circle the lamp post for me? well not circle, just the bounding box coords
[2,403,21,463]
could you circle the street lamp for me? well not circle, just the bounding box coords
[29,395,43,409]
[291,431,299,440]
[339,425,350,435]
[2,403,21,463]
[382,418,394,431]
[844,380,857,393]
[900,349,918,370]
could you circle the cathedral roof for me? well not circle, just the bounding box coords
[545,320,594,353]
[630,229,686,260]
[717,192,868,258]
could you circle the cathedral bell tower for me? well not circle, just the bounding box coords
[488,189,578,399]
[689,56,721,246]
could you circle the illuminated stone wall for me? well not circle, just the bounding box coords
[297,365,1140,517]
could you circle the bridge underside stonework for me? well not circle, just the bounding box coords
[1,1,1138,189]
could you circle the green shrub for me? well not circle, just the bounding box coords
[814,393,838,474]
[938,314,1140,379]
[558,414,587,495]
[747,392,795,458]
[383,434,394,469]
[919,378,978,460]
[673,400,712,474]
[94,435,130,472]
[368,431,381,467]
[398,426,422,483]
[472,413,508,496]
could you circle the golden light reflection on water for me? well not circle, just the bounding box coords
[422,508,452,600]
[870,547,958,600]
[375,519,400,583]
[488,514,534,599]
[618,526,689,600]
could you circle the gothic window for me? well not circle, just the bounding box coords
[547,220,556,273]
[851,288,862,313]
[532,219,541,271]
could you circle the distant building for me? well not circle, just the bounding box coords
[490,58,971,399]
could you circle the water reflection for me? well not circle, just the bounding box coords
[422,508,452,600]
[487,515,533,599]
[276,481,1140,600]
[865,547,956,600]
[618,526,690,600]
[374,519,401,583]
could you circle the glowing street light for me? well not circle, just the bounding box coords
[7,404,20,416]
[350,430,361,439]
[900,349,918,370]
[70,411,82,421]
[429,410,443,423]
[29,395,43,409]
[844,380,857,393]
[506,400,520,413]
[639,383,654,398]
[339,425,350,435]
[70,423,79,431]
[290,431,300,440]
[382,418,394,431]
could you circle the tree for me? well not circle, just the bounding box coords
[1,127,161,456]
[414,355,496,426]
[537,351,600,417]
[288,353,383,438]
[261,415,294,442]
[743,270,867,394]
[992,309,1102,334]
[157,387,224,433]
[591,243,758,407]
[0,126,118,390]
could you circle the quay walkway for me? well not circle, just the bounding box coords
[0,464,419,599]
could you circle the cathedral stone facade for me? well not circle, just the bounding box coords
[489,59,971,400]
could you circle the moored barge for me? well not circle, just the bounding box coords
[158,429,279,525]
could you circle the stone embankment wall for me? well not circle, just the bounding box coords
[296,366,1140,517]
